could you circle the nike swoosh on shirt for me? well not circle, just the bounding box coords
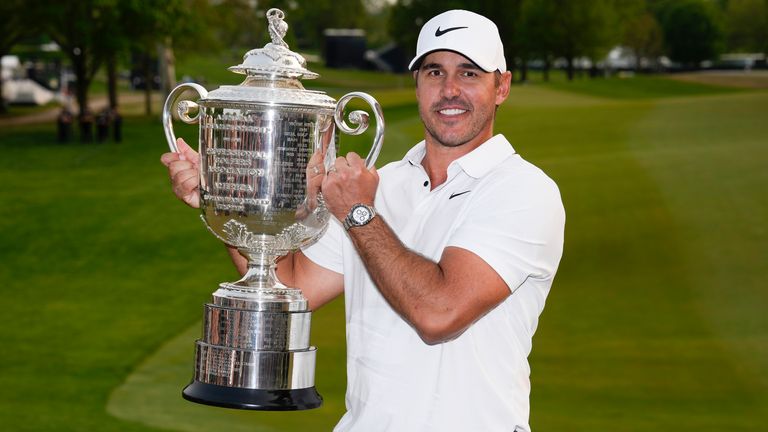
[449,190,471,200]
[435,26,468,37]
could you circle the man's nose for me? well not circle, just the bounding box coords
[441,75,461,99]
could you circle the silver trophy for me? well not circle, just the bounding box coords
[162,8,384,410]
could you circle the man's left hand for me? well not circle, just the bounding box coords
[321,152,379,221]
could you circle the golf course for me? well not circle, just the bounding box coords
[0,65,766,431]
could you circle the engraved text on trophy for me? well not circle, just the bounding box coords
[199,108,319,241]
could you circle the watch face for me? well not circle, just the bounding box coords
[352,206,372,224]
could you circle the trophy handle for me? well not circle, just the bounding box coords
[162,83,209,152]
[334,92,385,169]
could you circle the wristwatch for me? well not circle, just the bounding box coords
[343,203,377,230]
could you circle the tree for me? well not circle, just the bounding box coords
[519,0,618,81]
[479,0,525,81]
[121,0,195,116]
[562,0,619,80]
[33,0,113,138]
[92,2,124,111]
[654,0,724,67]
[623,11,665,70]
[32,0,148,136]
[287,0,369,53]
[32,0,194,129]
[519,0,559,81]
[0,0,37,113]
[725,0,768,53]
[207,0,269,51]
[206,0,368,54]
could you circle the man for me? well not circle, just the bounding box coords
[162,9,564,432]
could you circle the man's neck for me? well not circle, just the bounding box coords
[421,132,493,189]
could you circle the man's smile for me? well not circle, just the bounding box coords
[434,100,472,119]
[438,108,467,116]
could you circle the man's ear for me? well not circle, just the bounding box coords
[495,71,512,105]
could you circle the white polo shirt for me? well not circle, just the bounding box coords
[302,135,565,432]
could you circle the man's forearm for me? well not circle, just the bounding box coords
[227,245,248,276]
[346,216,461,342]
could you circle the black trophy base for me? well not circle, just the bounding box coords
[182,381,323,411]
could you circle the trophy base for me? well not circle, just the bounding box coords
[182,381,323,411]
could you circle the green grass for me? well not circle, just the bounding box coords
[544,73,740,99]
[515,89,768,430]
[1,73,766,431]
[0,101,60,118]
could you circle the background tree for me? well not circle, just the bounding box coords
[206,0,268,52]
[287,0,369,53]
[470,0,524,80]
[0,0,36,114]
[724,0,768,53]
[34,0,114,139]
[388,0,467,64]
[121,0,196,115]
[519,0,623,81]
[623,11,665,71]
[606,0,664,71]
[519,0,560,81]
[360,0,396,49]
[559,0,617,80]
[93,1,124,111]
[654,0,724,67]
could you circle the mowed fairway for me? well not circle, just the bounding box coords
[0,74,766,431]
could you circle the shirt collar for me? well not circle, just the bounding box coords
[404,141,427,167]
[403,135,516,178]
[451,134,516,178]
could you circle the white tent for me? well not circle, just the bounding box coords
[2,78,55,105]
[2,55,55,106]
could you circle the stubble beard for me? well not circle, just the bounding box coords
[420,98,495,148]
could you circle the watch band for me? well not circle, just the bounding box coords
[343,203,377,231]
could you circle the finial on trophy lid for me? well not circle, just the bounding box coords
[228,8,319,81]
[267,8,289,48]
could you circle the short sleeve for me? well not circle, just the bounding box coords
[447,171,565,293]
[301,217,345,274]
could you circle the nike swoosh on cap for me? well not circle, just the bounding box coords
[435,26,468,37]
[449,190,471,200]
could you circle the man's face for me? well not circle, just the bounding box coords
[414,51,510,148]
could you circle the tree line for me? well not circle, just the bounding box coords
[390,0,768,81]
[1,0,766,132]
[1,0,197,125]
[0,0,373,127]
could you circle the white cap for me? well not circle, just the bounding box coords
[408,10,506,73]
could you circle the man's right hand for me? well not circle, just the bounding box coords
[160,138,201,208]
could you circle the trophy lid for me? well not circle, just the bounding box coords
[228,9,318,80]
[203,8,335,109]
